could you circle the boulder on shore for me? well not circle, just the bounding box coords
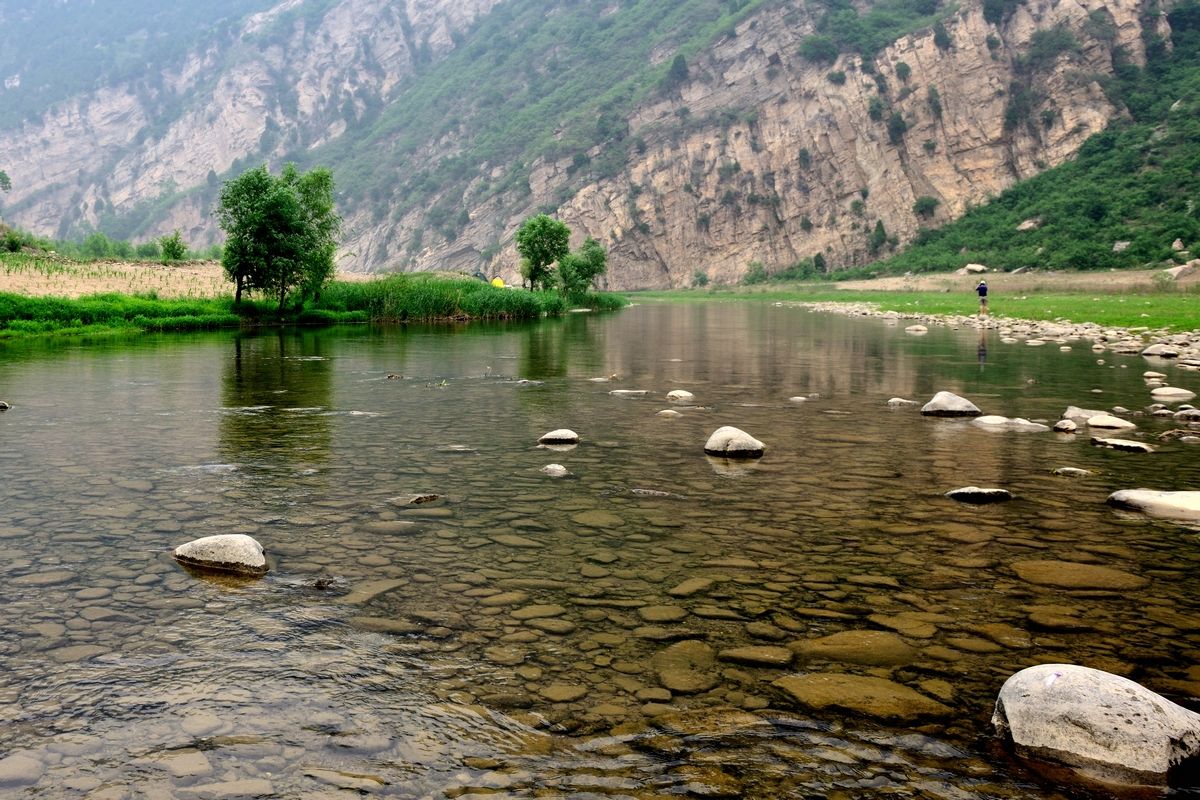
[920,391,982,417]
[703,426,765,459]
[993,663,1200,786]
[173,534,268,577]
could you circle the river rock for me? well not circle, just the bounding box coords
[651,640,718,694]
[887,398,917,407]
[974,416,1050,432]
[1053,420,1077,433]
[666,389,695,401]
[1107,489,1200,521]
[0,753,44,787]
[1011,560,1148,590]
[541,464,571,477]
[657,409,683,418]
[1142,343,1180,358]
[703,426,765,458]
[945,486,1013,504]
[993,664,1200,785]
[773,673,951,722]
[0,401,10,411]
[1062,405,1106,424]
[920,391,981,417]
[538,429,579,445]
[173,534,267,576]
[718,646,794,668]
[1151,386,1197,402]
[790,630,916,666]
[1086,414,1136,430]
[1091,437,1155,453]
[1053,467,1091,477]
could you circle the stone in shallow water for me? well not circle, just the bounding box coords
[0,753,44,787]
[718,646,793,668]
[703,426,765,458]
[1010,560,1148,590]
[1107,489,1200,522]
[1091,437,1155,453]
[790,630,916,666]
[172,534,267,577]
[945,486,1013,504]
[993,664,1200,786]
[176,779,275,798]
[639,605,689,623]
[541,464,571,477]
[538,429,579,444]
[773,673,951,722]
[920,391,981,417]
[541,683,588,702]
[651,640,718,694]
[667,389,695,402]
[667,577,714,597]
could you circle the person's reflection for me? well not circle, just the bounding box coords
[977,327,988,368]
[218,330,332,468]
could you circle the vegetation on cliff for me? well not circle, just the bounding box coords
[849,1,1200,277]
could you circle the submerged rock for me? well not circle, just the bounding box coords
[703,426,765,459]
[887,397,917,407]
[773,673,950,722]
[920,391,981,417]
[541,464,571,478]
[946,486,1013,504]
[173,534,268,577]
[1053,467,1091,477]
[993,664,1200,786]
[1107,489,1200,521]
[538,429,579,445]
[1091,437,1155,453]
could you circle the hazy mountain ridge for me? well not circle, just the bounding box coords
[0,0,1176,288]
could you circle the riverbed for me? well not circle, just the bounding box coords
[1,301,1198,798]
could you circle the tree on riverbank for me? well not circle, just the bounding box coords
[515,214,608,297]
[515,214,569,291]
[217,164,341,312]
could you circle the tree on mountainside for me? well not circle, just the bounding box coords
[515,214,570,291]
[217,164,341,312]
[0,170,11,192]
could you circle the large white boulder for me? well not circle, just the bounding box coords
[703,426,765,459]
[920,391,981,417]
[1063,405,1106,424]
[1107,489,1200,521]
[666,389,695,402]
[993,664,1200,786]
[173,534,268,576]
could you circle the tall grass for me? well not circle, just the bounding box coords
[0,272,626,338]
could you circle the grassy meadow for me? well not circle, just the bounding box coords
[636,273,1200,333]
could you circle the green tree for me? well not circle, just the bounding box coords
[515,214,570,290]
[217,164,341,312]
[662,53,689,91]
[0,170,10,192]
[160,229,188,262]
[557,237,608,298]
[913,195,940,217]
[799,35,839,64]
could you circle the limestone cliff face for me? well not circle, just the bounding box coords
[0,0,499,241]
[470,0,1152,288]
[0,0,1165,289]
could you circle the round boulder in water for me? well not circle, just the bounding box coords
[666,389,695,402]
[703,426,765,459]
[920,391,982,417]
[173,534,268,577]
[541,464,571,478]
[1107,489,1200,522]
[993,663,1200,786]
[538,429,579,445]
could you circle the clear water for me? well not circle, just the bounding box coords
[2,301,1199,799]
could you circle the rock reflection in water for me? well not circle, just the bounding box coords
[0,304,1198,798]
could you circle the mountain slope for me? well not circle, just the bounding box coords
[0,0,1184,288]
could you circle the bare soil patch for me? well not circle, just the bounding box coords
[834,268,1196,294]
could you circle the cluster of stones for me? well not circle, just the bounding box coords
[795,300,1200,361]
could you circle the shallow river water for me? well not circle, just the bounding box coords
[2,301,1200,799]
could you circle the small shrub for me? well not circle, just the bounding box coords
[693,269,709,287]
[896,61,911,82]
[913,195,940,217]
[160,230,187,262]
[742,260,767,284]
[827,70,847,85]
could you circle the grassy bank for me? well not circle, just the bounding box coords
[0,270,625,339]
[636,283,1200,333]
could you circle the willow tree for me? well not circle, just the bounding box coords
[217,164,341,312]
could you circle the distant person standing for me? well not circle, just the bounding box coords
[976,280,988,316]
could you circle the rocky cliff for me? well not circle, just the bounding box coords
[0,0,1169,289]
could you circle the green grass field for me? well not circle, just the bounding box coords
[635,285,1200,333]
